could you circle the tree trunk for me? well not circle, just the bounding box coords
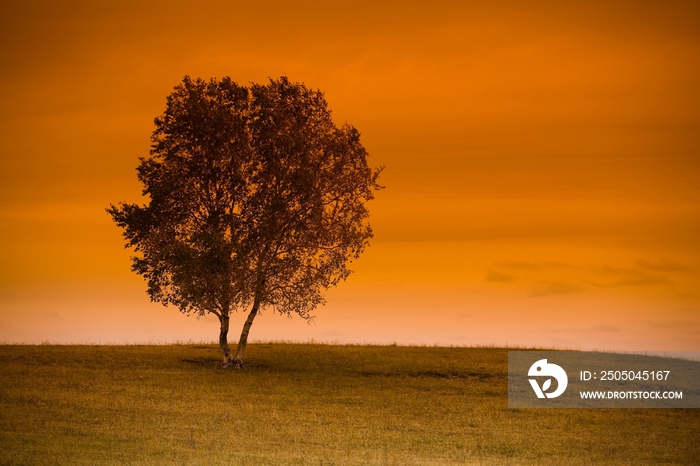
[231,302,259,368]
[218,313,234,367]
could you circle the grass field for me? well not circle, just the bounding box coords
[0,343,698,465]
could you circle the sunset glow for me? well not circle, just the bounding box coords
[1,0,699,350]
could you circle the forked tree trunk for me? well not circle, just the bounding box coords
[218,313,234,367]
[231,302,260,368]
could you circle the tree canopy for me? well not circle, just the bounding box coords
[108,76,382,367]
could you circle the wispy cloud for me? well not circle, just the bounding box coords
[542,324,623,333]
[493,261,571,270]
[494,261,540,270]
[586,324,623,333]
[635,259,690,273]
[647,320,698,330]
[485,269,516,283]
[530,281,586,296]
[595,266,671,287]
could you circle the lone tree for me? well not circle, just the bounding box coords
[108,76,382,368]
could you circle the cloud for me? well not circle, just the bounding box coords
[545,262,572,269]
[646,320,700,338]
[493,261,540,270]
[542,324,623,333]
[485,269,516,283]
[647,320,698,329]
[595,266,671,287]
[530,281,586,296]
[612,274,670,287]
[586,324,623,333]
[493,261,572,270]
[635,259,690,273]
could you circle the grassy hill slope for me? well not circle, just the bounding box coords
[0,344,697,465]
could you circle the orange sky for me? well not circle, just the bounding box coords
[1,0,699,349]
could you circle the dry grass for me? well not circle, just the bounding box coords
[0,344,697,465]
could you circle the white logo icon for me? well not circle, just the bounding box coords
[528,359,568,398]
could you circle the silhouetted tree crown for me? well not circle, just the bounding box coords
[108,76,382,367]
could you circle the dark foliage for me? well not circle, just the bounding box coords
[108,76,382,365]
